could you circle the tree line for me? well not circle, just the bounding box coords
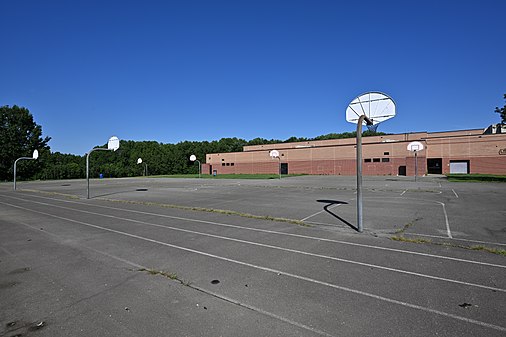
[0,104,392,181]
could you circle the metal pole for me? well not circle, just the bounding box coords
[196,160,201,178]
[13,157,34,191]
[86,151,90,199]
[414,150,418,182]
[14,159,18,191]
[86,147,112,199]
[356,115,373,233]
[145,163,148,176]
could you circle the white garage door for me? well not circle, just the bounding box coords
[450,161,468,174]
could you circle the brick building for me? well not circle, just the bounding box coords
[203,126,506,176]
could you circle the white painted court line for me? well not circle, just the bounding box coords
[300,202,348,221]
[400,190,407,196]
[4,198,502,293]
[362,196,453,239]
[2,200,505,334]
[452,189,459,198]
[5,194,504,270]
[408,233,506,247]
[11,221,335,337]
[439,201,453,239]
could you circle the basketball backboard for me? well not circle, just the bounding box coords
[269,150,279,158]
[407,141,424,152]
[346,92,396,127]
[108,136,120,151]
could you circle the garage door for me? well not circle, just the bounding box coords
[450,161,469,174]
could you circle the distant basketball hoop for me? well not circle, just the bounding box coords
[407,141,424,181]
[269,150,281,179]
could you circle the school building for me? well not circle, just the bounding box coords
[203,125,506,176]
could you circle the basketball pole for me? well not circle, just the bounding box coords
[356,115,373,233]
[86,147,114,199]
[414,150,418,182]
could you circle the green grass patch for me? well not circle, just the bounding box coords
[391,236,506,256]
[138,268,190,285]
[391,236,432,244]
[102,198,310,227]
[147,174,305,179]
[447,174,506,182]
[469,245,506,256]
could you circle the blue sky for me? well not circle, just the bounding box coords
[1,0,505,155]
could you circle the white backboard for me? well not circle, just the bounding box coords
[108,136,120,151]
[346,92,396,125]
[137,158,143,164]
[32,149,39,159]
[190,155,197,162]
[269,150,279,158]
[407,141,424,152]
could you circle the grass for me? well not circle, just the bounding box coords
[391,236,432,244]
[391,236,506,256]
[102,198,311,227]
[138,268,191,286]
[447,174,506,182]
[146,174,305,179]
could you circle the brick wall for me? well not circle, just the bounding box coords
[205,130,506,176]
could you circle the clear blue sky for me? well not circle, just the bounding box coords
[1,0,505,155]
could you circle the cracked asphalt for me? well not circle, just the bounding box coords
[1,176,505,336]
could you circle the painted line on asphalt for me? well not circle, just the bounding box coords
[4,193,504,270]
[400,190,407,196]
[4,197,502,293]
[440,202,453,239]
[11,221,335,337]
[452,189,459,198]
[300,202,347,221]
[362,196,453,239]
[408,233,506,247]
[2,200,505,334]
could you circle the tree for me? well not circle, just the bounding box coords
[495,94,506,124]
[0,105,51,181]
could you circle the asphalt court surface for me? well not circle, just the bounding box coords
[1,176,505,336]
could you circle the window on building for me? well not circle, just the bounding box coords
[226,163,230,166]
[382,158,390,162]
[231,163,235,166]
[384,152,389,155]
[364,158,372,163]
[222,163,225,166]
[373,158,380,162]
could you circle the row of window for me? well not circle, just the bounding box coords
[365,158,390,163]
[222,163,235,166]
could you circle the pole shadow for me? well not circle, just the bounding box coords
[91,188,149,198]
[316,199,358,232]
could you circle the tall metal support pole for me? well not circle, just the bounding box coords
[86,148,112,199]
[13,156,36,191]
[414,150,418,182]
[196,160,201,178]
[86,151,91,199]
[278,157,281,179]
[356,115,372,233]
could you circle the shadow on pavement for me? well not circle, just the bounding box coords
[316,199,358,232]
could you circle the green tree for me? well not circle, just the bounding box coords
[0,105,51,181]
[495,93,506,124]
